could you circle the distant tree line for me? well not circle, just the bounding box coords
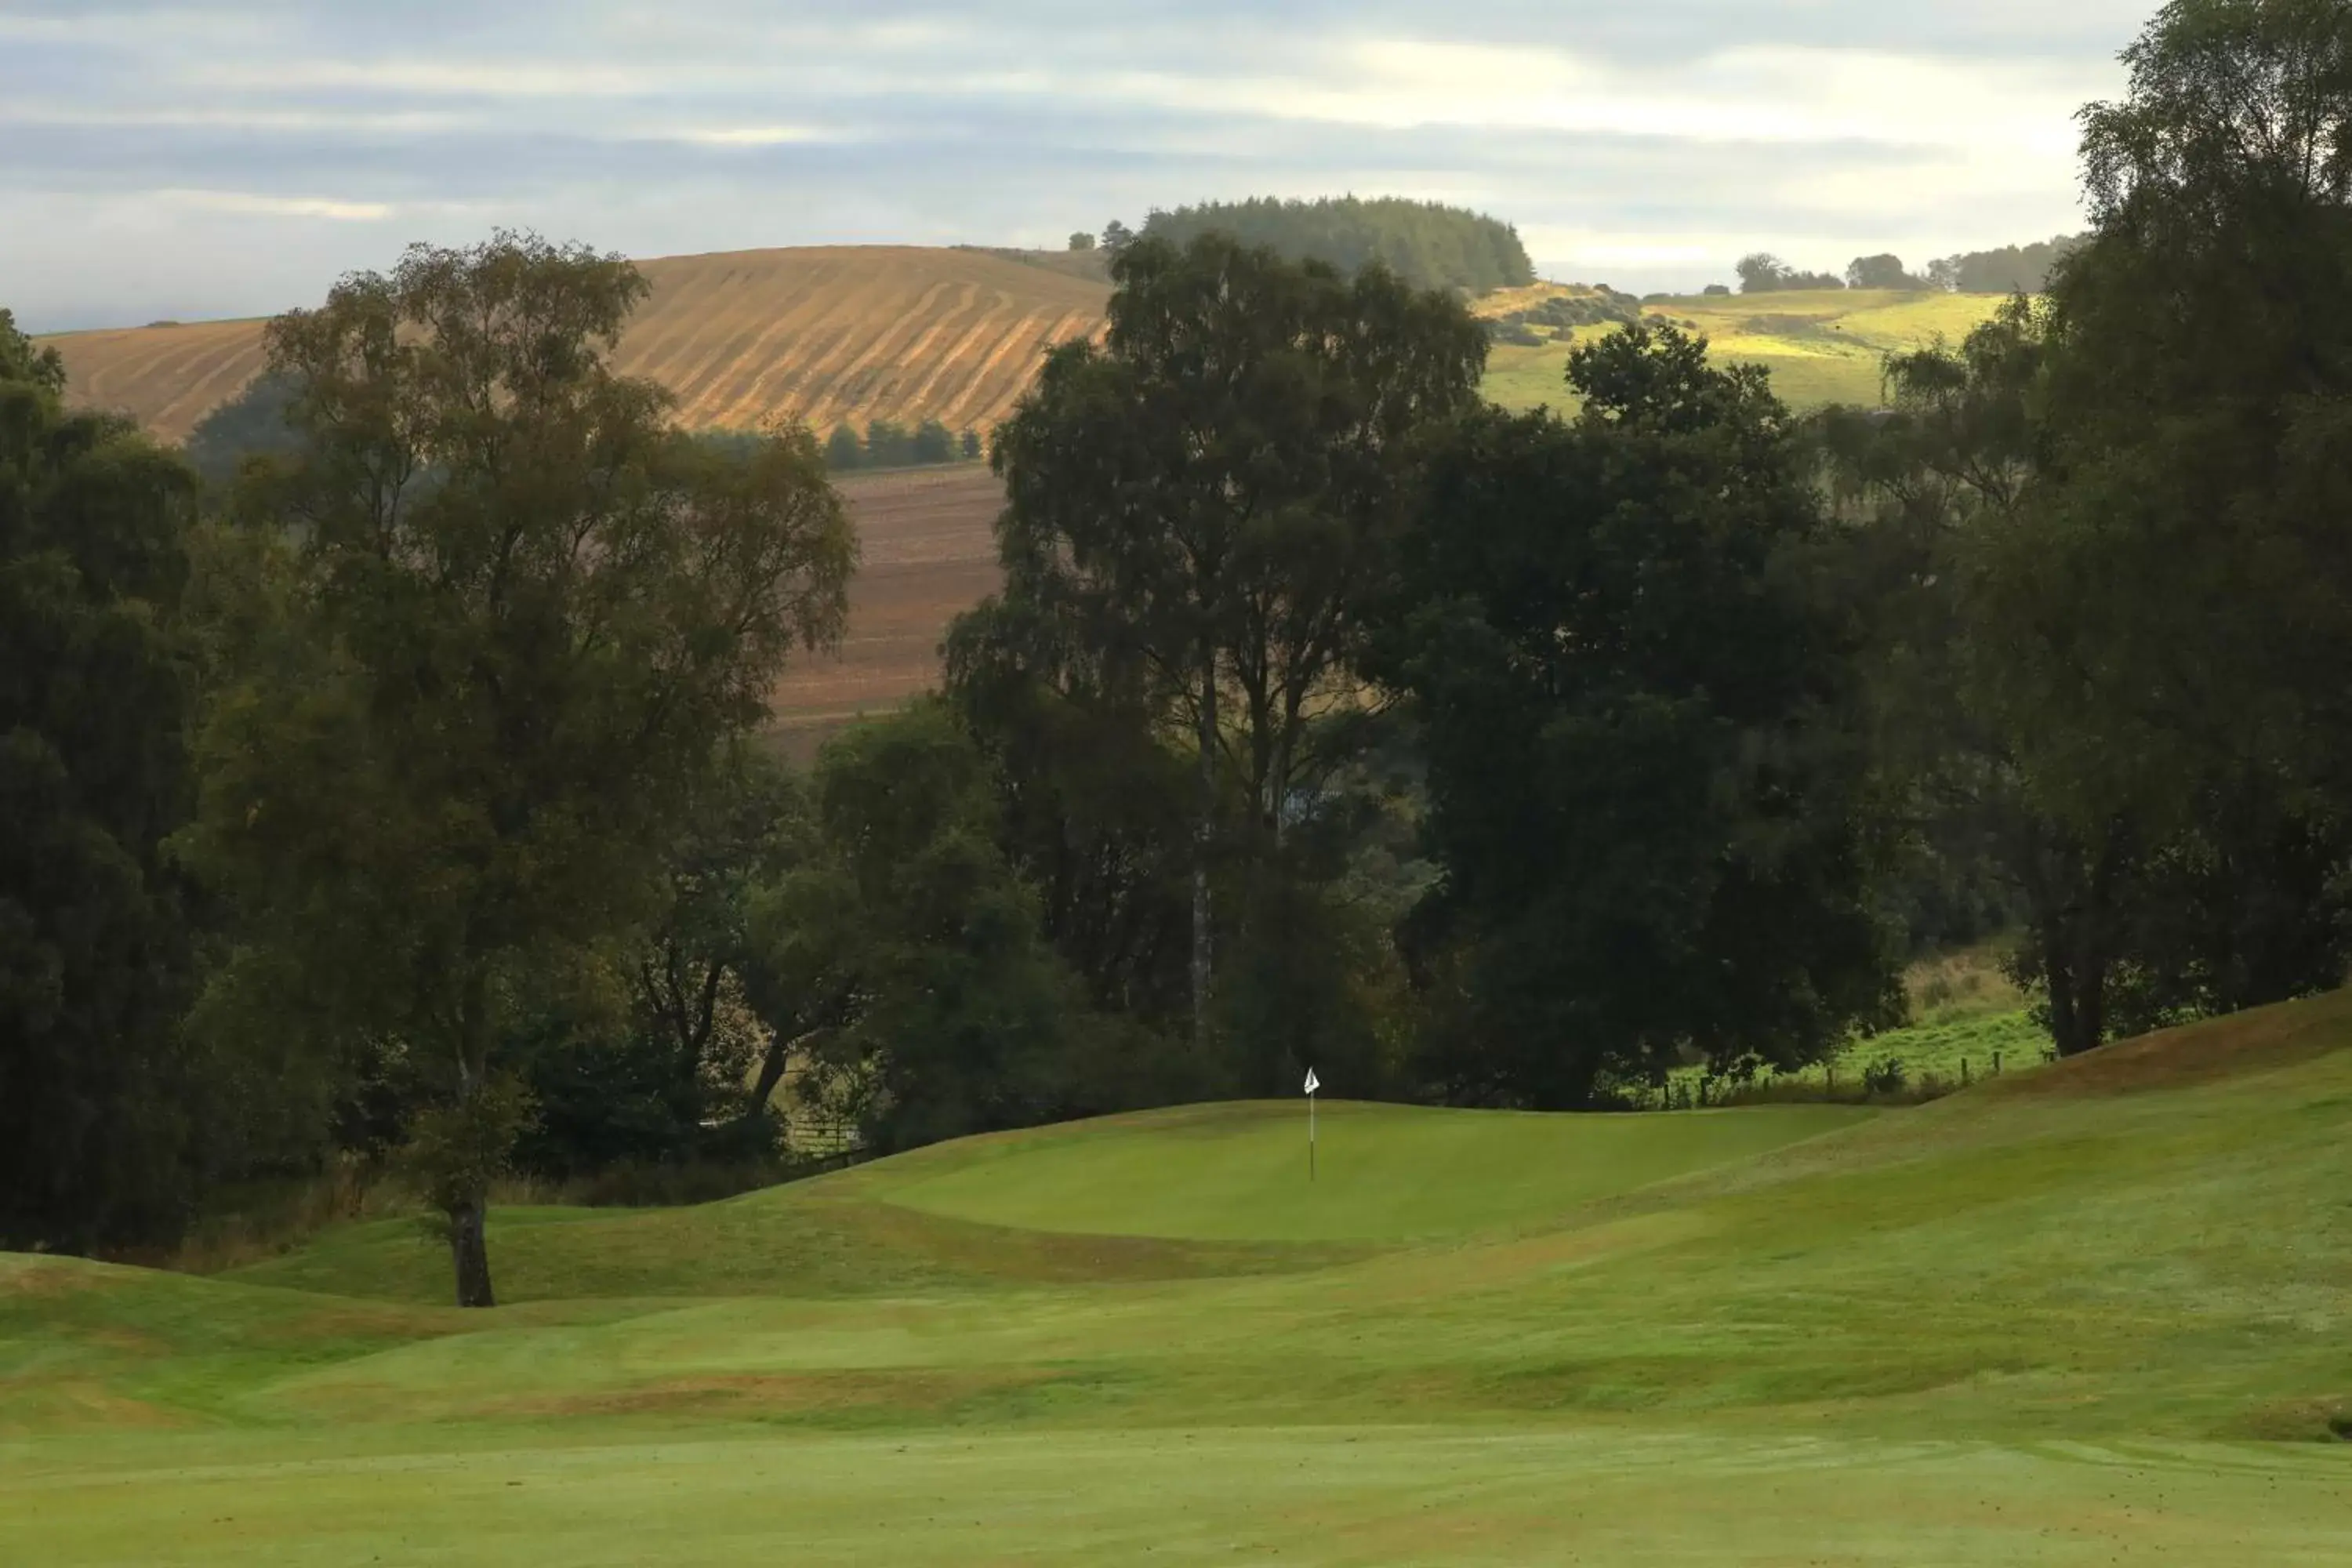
[7,0,2347,1313]
[1129,196,1536,294]
[821,418,981,472]
[1731,238,2086,296]
[1924,236,2084,294]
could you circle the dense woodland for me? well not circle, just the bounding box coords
[6,0,2350,1308]
[1132,196,1536,294]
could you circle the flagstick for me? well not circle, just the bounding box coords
[1309,1091,1316,1182]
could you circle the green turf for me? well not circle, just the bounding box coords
[1481,289,2016,414]
[850,1099,1871,1241]
[7,993,2352,1563]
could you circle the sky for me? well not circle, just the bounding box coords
[2,1,2157,332]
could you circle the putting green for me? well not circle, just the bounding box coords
[848,1099,1873,1240]
[6,993,2352,1563]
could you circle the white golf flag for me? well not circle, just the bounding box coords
[1304,1067,1319,1095]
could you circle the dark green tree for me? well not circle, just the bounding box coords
[1845,254,1929,290]
[911,418,956,465]
[959,428,982,461]
[1138,197,1534,292]
[984,234,1486,1051]
[180,235,856,1306]
[1375,325,1895,1105]
[863,419,913,468]
[1961,0,2352,1036]
[761,703,1088,1152]
[182,372,303,491]
[0,310,207,1252]
[823,424,866,471]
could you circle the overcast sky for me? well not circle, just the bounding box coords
[2,1,2155,332]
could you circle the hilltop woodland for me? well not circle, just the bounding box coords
[5,0,2351,1305]
[1131,196,1536,294]
[1734,237,2083,295]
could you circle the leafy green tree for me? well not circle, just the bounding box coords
[1139,197,1534,292]
[1845,254,1929,290]
[960,428,982,461]
[182,372,302,491]
[911,418,956,465]
[1067,231,1098,252]
[1926,236,2082,293]
[1,310,207,1252]
[761,703,1088,1152]
[1374,325,1895,1105]
[1815,299,2142,1057]
[985,234,1486,1051]
[1100,220,1136,257]
[863,419,913,468]
[180,235,855,1306]
[1737,253,1844,293]
[824,424,866,471]
[1961,0,2352,1036]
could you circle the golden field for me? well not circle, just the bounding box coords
[39,246,1110,444]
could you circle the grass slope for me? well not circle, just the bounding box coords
[1484,288,2016,412]
[38,246,1109,444]
[6,994,2352,1563]
[854,1099,1870,1241]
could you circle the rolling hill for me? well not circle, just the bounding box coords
[1483,285,2016,411]
[5,994,2350,1562]
[38,245,1112,444]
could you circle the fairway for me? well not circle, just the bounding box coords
[7,994,2352,1563]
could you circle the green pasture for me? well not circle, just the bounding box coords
[7,993,2352,1563]
[1482,289,2017,413]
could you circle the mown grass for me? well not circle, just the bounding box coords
[1483,289,2017,412]
[6,993,2352,1563]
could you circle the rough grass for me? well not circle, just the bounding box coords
[7,993,2352,1563]
[1483,288,2017,412]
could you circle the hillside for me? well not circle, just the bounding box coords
[38,245,1111,444]
[772,463,1003,737]
[1484,285,2016,411]
[5,994,2350,1561]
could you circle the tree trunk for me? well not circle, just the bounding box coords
[1191,640,1218,1051]
[447,1197,495,1308]
[746,1036,793,1121]
[449,967,498,1308]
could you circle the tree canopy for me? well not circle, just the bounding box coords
[1375,325,1893,1105]
[180,234,856,1305]
[1,310,206,1251]
[1137,197,1535,293]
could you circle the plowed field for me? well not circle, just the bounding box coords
[39,246,1109,443]
[770,463,1004,740]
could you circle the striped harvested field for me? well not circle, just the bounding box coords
[38,246,1109,444]
[769,463,1004,744]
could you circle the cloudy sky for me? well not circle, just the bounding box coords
[2,1,2154,332]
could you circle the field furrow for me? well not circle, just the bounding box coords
[42,248,1112,443]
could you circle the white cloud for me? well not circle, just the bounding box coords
[159,189,397,222]
[0,1,2143,325]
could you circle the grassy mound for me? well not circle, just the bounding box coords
[6,993,2351,1563]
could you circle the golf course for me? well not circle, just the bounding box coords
[7,995,2348,1564]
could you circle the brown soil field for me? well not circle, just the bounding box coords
[768,463,1005,751]
[39,246,1109,445]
